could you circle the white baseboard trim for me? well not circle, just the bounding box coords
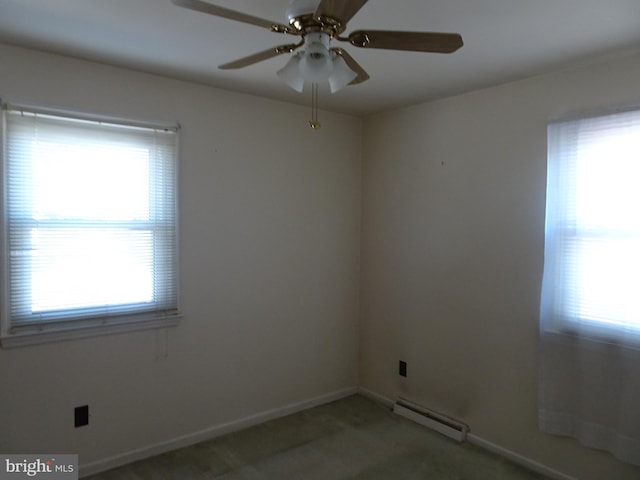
[357,387,576,480]
[466,434,577,480]
[79,386,358,478]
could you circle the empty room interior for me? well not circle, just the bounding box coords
[1,1,640,479]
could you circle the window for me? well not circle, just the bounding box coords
[540,107,640,342]
[1,104,180,347]
[539,108,640,466]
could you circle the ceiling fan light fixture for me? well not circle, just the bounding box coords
[328,53,358,93]
[276,53,305,92]
[299,32,333,83]
[174,0,465,97]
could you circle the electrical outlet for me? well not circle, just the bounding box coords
[74,405,89,428]
[399,360,407,377]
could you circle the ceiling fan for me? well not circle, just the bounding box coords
[171,0,464,95]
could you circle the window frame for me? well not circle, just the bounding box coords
[0,102,181,348]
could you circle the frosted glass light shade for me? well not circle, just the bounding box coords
[328,54,357,93]
[277,33,354,94]
[277,54,304,92]
[299,40,333,83]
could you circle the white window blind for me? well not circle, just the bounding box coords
[1,105,180,346]
[541,108,640,342]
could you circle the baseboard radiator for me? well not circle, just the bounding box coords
[393,397,469,442]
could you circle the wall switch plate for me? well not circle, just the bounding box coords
[399,360,407,377]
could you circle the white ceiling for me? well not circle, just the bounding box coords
[1,0,640,116]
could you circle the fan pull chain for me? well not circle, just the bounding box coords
[309,83,321,129]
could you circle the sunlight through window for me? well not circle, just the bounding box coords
[543,109,640,338]
[30,141,153,312]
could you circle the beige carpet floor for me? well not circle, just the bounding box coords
[86,395,550,479]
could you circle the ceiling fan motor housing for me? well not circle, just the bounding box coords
[286,0,320,23]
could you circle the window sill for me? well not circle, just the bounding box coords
[0,314,181,349]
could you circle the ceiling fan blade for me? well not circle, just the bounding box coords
[332,48,370,85]
[348,30,463,53]
[219,43,300,70]
[172,0,293,33]
[315,0,369,25]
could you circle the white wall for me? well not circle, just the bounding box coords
[0,44,362,471]
[360,52,640,480]
[4,40,640,480]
